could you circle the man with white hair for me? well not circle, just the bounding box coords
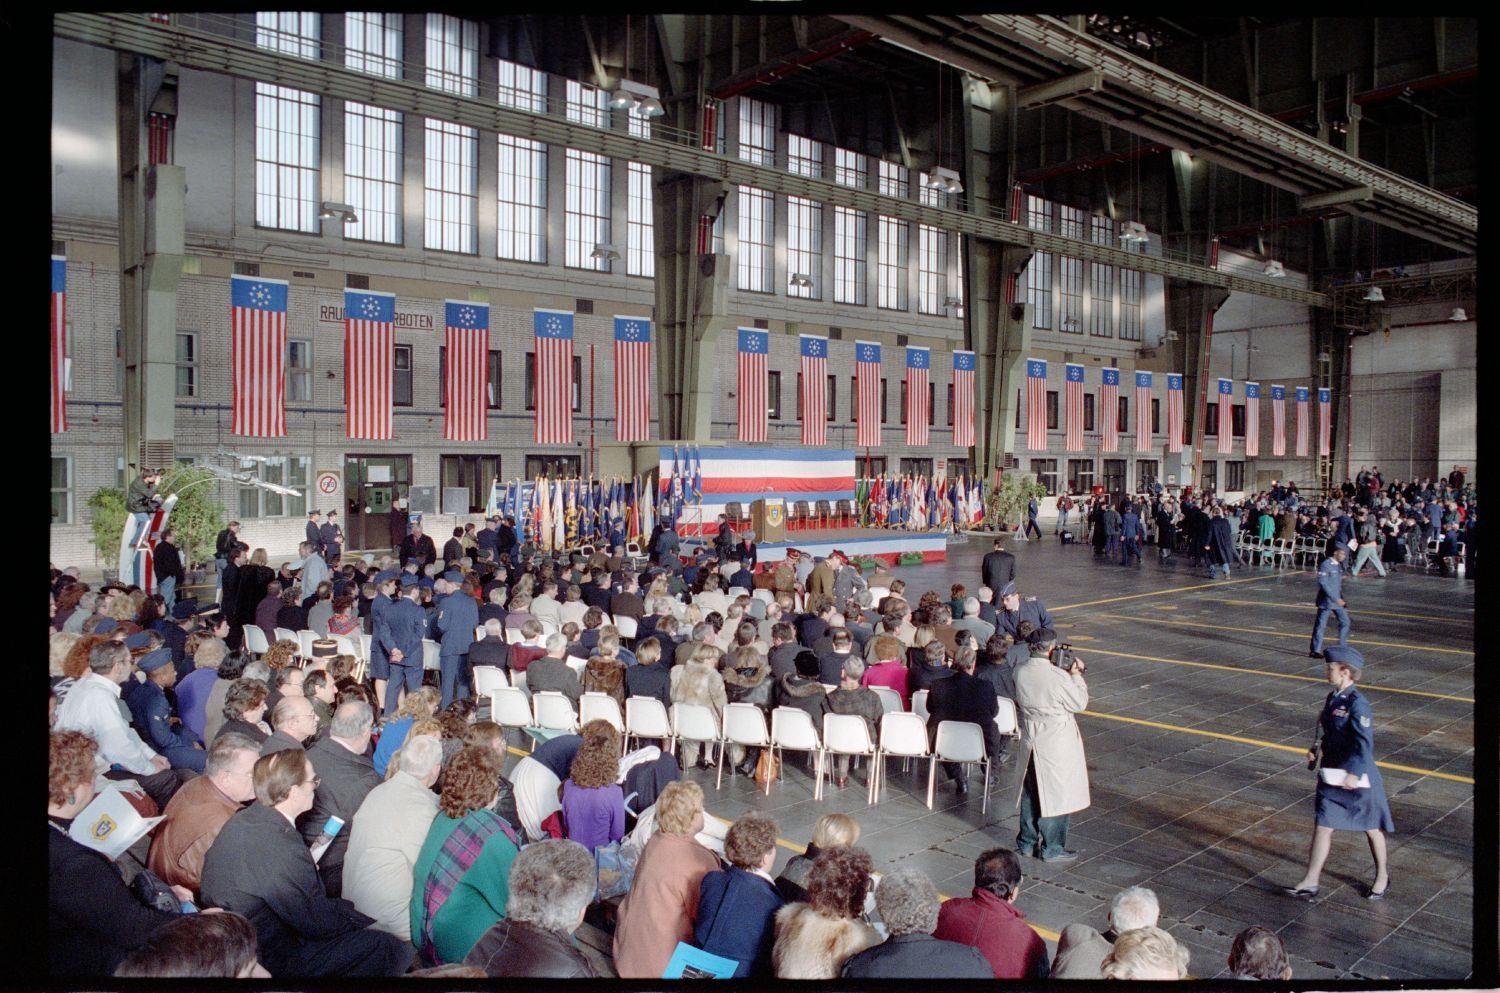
[297,541,331,596]
[1050,885,1161,979]
[525,633,582,703]
[839,866,992,978]
[342,734,442,940]
[464,839,599,977]
[952,597,996,646]
[469,618,512,671]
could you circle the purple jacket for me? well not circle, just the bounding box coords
[560,780,624,853]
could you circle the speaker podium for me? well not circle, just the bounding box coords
[751,497,786,542]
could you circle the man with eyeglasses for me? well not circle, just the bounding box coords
[261,696,320,757]
[147,732,263,897]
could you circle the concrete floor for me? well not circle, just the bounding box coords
[506,533,1479,982]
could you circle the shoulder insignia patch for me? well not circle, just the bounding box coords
[1359,715,1371,727]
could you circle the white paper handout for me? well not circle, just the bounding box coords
[1320,767,1371,789]
[68,786,164,861]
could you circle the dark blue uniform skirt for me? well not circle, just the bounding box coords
[1314,767,1395,832]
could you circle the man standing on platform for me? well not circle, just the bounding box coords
[214,520,242,601]
[306,511,324,560]
[125,466,162,549]
[805,553,838,606]
[982,538,1016,596]
[320,511,343,567]
[1308,546,1350,658]
[435,570,478,709]
[399,522,437,568]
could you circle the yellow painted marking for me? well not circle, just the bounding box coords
[1078,647,1474,703]
[1205,597,1470,625]
[1093,612,1474,656]
[1053,572,1293,611]
[1081,710,1474,784]
[1153,604,1179,610]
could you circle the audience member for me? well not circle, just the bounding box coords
[1227,925,1292,980]
[147,732,262,894]
[772,845,881,978]
[463,839,599,978]
[114,910,270,978]
[561,721,626,853]
[933,847,1049,978]
[1052,885,1160,978]
[839,865,991,978]
[694,812,785,976]
[1099,925,1189,980]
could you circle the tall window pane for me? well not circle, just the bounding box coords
[424,120,478,253]
[344,12,401,76]
[626,114,655,277]
[255,14,320,236]
[1058,205,1084,333]
[565,149,612,270]
[737,97,775,166]
[1090,215,1114,337]
[343,102,403,244]
[877,161,909,311]
[425,14,477,97]
[833,148,867,305]
[496,60,549,263]
[736,186,774,292]
[917,175,952,315]
[786,135,822,299]
[1025,195,1053,329]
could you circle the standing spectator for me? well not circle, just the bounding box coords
[305,511,324,559]
[772,846,881,978]
[319,511,343,567]
[1023,494,1042,541]
[694,813,786,976]
[214,520,242,601]
[463,840,598,978]
[839,866,992,979]
[153,528,185,610]
[934,848,1050,978]
[435,570,479,709]
[1203,505,1235,579]
[982,538,1016,594]
[1012,628,1090,862]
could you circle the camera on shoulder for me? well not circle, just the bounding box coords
[1049,643,1078,672]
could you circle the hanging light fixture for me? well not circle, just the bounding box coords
[1449,307,1468,322]
[1262,260,1285,278]
[1363,286,1385,303]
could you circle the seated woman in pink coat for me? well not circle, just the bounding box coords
[859,634,911,709]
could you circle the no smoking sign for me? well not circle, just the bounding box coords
[317,472,341,497]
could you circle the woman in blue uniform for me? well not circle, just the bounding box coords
[1284,645,1394,901]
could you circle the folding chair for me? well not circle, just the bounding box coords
[929,720,992,813]
[242,626,270,657]
[821,713,878,804]
[579,692,624,734]
[332,635,358,659]
[421,638,442,671]
[614,614,639,647]
[623,696,674,754]
[769,706,824,798]
[296,630,317,659]
[718,703,772,792]
[995,697,1020,739]
[873,711,930,802]
[911,689,931,724]
[472,665,510,716]
[869,685,903,715]
[274,627,299,646]
[670,702,720,770]
[532,690,579,733]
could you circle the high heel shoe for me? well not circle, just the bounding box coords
[1366,877,1390,901]
[1281,884,1320,900]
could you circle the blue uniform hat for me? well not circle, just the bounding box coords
[999,581,1018,598]
[95,617,119,634]
[398,573,418,589]
[418,577,435,589]
[374,570,399,585]
[1322,645,1365,671]
[171,598,199,620]
[404,558,420,568]
[124,631,153,649]
[442,570,464,583]
[137,647,173,673]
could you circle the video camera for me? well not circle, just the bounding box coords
[1049,643,1079,673]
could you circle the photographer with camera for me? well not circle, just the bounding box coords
[1012,628,1090,863]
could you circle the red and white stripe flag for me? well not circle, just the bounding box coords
[1064,363,1085,452]
[951,350,975,448]
[533,308,573,444]
[51,256,67,433]
[1244,382,1260,457]
[905,347,930,446]
[230,275,288,437]
[1318,387,1331,456]
[1100,368,1120,453]
[441,301,490,442]
[1166,373,1184,453]
[1216,378,1234,454]
[800,334,828,446]
[737,328,769,443]
[855,341,881,447]
[1270,385,1286,456]
[345,290,394,440]
[1295,386,1309,456]
[1134,371,1153,453]
[1026,358,1048,451]
[613,316,652,441]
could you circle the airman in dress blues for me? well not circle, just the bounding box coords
[995,581,1054,640]
[1308,546,1350,657]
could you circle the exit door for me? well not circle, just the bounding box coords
[344,455,412,550]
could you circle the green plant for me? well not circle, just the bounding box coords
[86,466,226,571]
[986,471,1046,532]
[86,487,127,570]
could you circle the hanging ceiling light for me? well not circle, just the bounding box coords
[1119,220,1148,243]
[607,88,635,110]
[590,243,621,261]
[1363,286,1385,303]
[1262,260,1285,278]
[1449,307,1468,322]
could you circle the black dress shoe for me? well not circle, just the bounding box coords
[1282,885,1320,900]
[954,779,969,796]
[1308,651,1324,659]
[735,760,757,777]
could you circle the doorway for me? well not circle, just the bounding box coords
[344,455,412,550]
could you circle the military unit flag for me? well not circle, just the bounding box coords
[905,346,930,446]
[230,275,289,437]
[613,316,652,442]
[1134,371,1153,452]
[533,308,573,444]
[800,334,828,445]
[1064,363,1085,452]
[1100,368,1120,453]
[345,289,395,440]
[1270,385,1287,456]
[1026,359,1048,451]
[951,351,975,448]
[736,328,769,443]
[855,341,882,447]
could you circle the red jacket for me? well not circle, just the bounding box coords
[933,887,1049,979]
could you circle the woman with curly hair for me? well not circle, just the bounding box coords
[53,582,89,632]
[560,721,624,853]
[410,744,522,966]
[772,845,881,978]
[262,638,300,672]
[104,591,142,635]
[215,678,270,745]
[695,812,786,976]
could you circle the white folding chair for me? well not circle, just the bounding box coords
[296,630,317,659]
[873,711,930,802]
[821,713,878,805]
[274,627,298,646]
[511,669,529,695]
[355,633,372,663]
[670,702,720,770]
[869,685,903,714]
[614,614,639,646]
[751,588,775,606]
[718,703,772,793]
[532,690,579,732]
[472,665,510,715]
[539,620,558,637]
[867,586,890,604]
[769,706,824,797]
[422,638,442,671]
[332,635,357,659]
[911,689,931,724]
[624,696,674,754]
[488,686,535,744]
[504,626,526,644]
[242,625,271,657]
[995,696,1020,738]
[929,720,992,813]
[579,692,625,734]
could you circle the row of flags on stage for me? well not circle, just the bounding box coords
[739,332,977,448]
[855,474,985,531]
[487,474,658,553]
[657,446,705,523]
[1028,359,1332,457]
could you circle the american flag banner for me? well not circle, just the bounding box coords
[1270,384,1287,456]
[51,255,67,433]
[231,275,289,437]
[905,346,930,446]
[1026,358,1048,451]
[1100,368,1120,453]
[1134,371,1153,453]
[1216,378,1234,454]
[534,308,573,444]
[1295,386,1310,456]
[800,334,828,445]
[443,301,490,442]
[855,341,881,447]
[1244,382,1260,457]
[1166,373,1184,453]
[951,350,975,448]
[737,328,769,442]
[1063,363,1085,452]
[344,289,394,440]
[1318,387,1332,456]
[613,315,652,442]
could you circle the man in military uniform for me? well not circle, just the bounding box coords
[320,511,344,567]
[306,510,325,559]
[367,570,402,717]
[982,538,1017,595]
[1308,545,1350,658]
[377,574,429,719]
[435,570,479,709]
[123,647,207,773]
[995,581,1054,641]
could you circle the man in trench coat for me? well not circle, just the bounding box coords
[1011,628,1090,862]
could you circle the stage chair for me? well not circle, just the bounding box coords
[835,499,853,527]
[724,501,745,527]
[814,500,832,528]
[794,500,813,531]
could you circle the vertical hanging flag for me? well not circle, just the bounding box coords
[51,255,67,433]
[345,289,395,440]
[1063,363,1085,452]
[1134,371,1153,453]
[1318,387,1332,456]
[1270,384,1287,457]
[1295,386,1310,456]
[1166,373,1184,453]
[534,308,574,444]
[230,274,289,437]
[1244,382,1260,457]
[613,315,652,442]
[444,301,490,442]
[1216,378,1234,454]
[905,346,930,446]
[855,341,882,447]
[800,334,828,445]
[1026,358,1048,451]
[1100,368,1120,453]
[736,328,769,442]
[951,351,975,448]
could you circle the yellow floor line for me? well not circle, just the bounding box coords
[1078,647,1474,703]
[1093,612,1474,656]
[1081,710,1474,784]
[1204,597,1471,625]
[1053,572,1293,611]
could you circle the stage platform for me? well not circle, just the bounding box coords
[686,525,952,564]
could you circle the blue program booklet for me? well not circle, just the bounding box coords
[661,942,739,979]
